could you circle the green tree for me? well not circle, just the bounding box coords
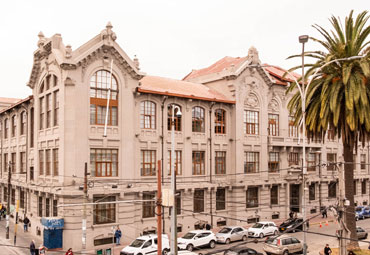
[287,10,370,249]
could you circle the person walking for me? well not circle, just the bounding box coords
[115,226,122,245]
[289,211,294,218]
[65,248,74,255]
[30,240,36,255]
[24,215,30,232]
[322,208,328,218]
[324,244,332,255]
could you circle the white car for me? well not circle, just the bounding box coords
[247,222,278,238]
[215,226,248,244]
[177,230,217,251]
[120,234,170,255]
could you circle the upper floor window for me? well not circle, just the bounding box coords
[192,106,205,132]
[288,152,300,166]
[168,150,182,175]
[244,152,259,173]
[54,90,59,126]
[215,151,226,175]
[90,70,118,126]
[308,153,318,171]
[268,114,279,136]
[4,119,8,139]
[141,150,156,176]
[192,151,205,175]
[214,109,226,134]
[244,110,259,135]
[288,116,298,137]
[167,104,182,131]
[20,111,26,135]
[90,149,118,177]
[11,115,17,137]
[327,126,335,141]
[360,154,366,170]
[268,152,279,172]
[39,74,58,130]
[140,101,156,129]
[327,153,336,171]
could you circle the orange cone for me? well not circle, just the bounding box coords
[325,221,329,226]
[319,222,322,228]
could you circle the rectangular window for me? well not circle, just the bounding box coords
[354,180,357,195]
[53,149,59,176]
[215,151,226,175]
[268,114,279,136]
[4,154,8,173]
[53,199,58,217]
[30,167,34,181]
[39,97,44,130]
[140,101,156,129]
[268,152,279,172]
[4,187,7,202]
[288,116,298,137]
[194,189,204,213]
[167,105,182,131]
[20,112,26,135]
[244,110,259,135]
[45,149,51,176]
[327,127,335,141]
[192,107,205,132]
[45,198,50,217]
[308,153,317,171]
[39,150,44,175]
[11,115,17,137]
[216,188,226,211]
[214,109,226,134]
[54,90,59,126]
[288,152,299,166]
[11,153,16,173]
[361,154,366,170]
[246,187,259,208]
[168,150,182,175]
[309,183,316,200]
[20,190,25,209]
[327,153,336,171]
[93,196,116,224]
[362,180,367,195]
[38,196,43,217]
[20,152,26,173]
[142,192,155,218]
[11,188,15,205]
[244,152,259,173]
[30,108,34,148]
[140,150,156,176]
[192,151,205,175]
[176,191,181,215]
[270,186,278,205]
[4,119,9,139]
[90,149,118,177]
[328,182,337,198]
[90,105,118,126]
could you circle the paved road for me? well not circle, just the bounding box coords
[188,218,370,255]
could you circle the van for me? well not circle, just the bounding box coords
[120,234,170,255]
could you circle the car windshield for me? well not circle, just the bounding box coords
[265,237,278,245]
[356,207,363,212]
[130,239,145,248]
[219,228,232,234]
[252,223,264,228]
[282,219,294,224]
[183,233,196,239]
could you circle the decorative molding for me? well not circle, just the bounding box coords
[268,99,279,112]
[244,93,259,108]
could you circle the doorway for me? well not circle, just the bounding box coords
[290,184,300,212]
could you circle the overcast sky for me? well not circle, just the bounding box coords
[0,0,366,99]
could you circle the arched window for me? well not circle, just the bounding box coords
[167,104,182,131]
[140,101,156,129]
[90,70,118,126]
[214,109,226,134]
[192,106,205,132]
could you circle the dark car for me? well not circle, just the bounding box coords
[224,247,263,255]
[279,218,309,233]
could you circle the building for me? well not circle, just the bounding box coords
[0,23,369,252]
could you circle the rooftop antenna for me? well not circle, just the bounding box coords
[103,59,114,137]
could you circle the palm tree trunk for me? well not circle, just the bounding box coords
[343,142,359,250]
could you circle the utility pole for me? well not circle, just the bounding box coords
[337,160,347,255]
[82,162,88,250]
[14,199,19,245]
[157,160,162,255]
[6,161,11,239]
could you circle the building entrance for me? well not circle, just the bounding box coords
[290,184,300,212]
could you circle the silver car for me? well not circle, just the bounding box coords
[357,226,368,239]
[263,235,304,255]
[215,226,248,244]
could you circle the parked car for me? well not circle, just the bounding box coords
[263,235,305,255]
[363,207,370,218]
[177,230,217,251]
[216,226,248,244]
[120,234,170,255]
[224,247,263,255]
[356,226,368,240]
[355,206,366,220]
[248,222,278,238]
[279,218,309,233]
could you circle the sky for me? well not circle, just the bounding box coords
[0,0,366,99]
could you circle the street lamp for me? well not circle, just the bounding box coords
[170,104,181,255]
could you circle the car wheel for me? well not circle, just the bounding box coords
[186,244,194,252]
[162,249,169,255]
[242,235,247,241]
[273,230,278,236]
[209,240,216,249]
[259,233,264,238]
[225,238,231,244]
[283,250,289,255]
[365,233,368,239]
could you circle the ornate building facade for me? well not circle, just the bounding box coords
[0,23,369,251]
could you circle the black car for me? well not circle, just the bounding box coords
[224,247,263,255]
[279,218,309,233]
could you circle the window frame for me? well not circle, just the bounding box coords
[141,150,156,176]
[93,195,116,225]
[328,182,337,198]
[216,188,226,211]
[20,111,26,135]
[268,114,279,136]
[288,152,300,166]
[192,106,205,133]
[192,151,205,175]
[246,187,259,208]
[270,185,278,205]
[142,192,156,218]
[309,183,316,201]
[327,153,336,171]
[90,149,118,177]
[244,110,259,135]
[193,189,205,213]
[140,101,156,129]
[11,115,17,137]
[215,151,226,175]
[268,152,279,173]
[288,116,298,137]
[168,150,182,175]
[214,109,226,134]
[244,152,259,173]
[167,104,182,131]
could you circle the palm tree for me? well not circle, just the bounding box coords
[287,10,370,249]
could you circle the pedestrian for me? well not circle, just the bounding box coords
[24,215,30,232]
[322,208,327,218]
[289,211,294,218]
[39,244,47,255]
[114,226,122,245]
[65,248,73,255]
[205,223,211,230]
[324,244,332,255]
[30,240,36,255]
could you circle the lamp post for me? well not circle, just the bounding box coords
[170,104,181,255]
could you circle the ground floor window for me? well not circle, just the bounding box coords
[93,195,116,224]
[328,182,337,198]
[309,183,316,200]
[216,188,226,210]
[246,187,259,208]
[194,189,205,213]
[38,196,43,217]
[142,192,155,218]
[270,185,278,205]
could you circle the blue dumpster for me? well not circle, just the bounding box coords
[41,218,64,249]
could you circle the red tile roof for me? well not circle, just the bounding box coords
[0,97,21,104]
[139,76,234,104]
[263,65,301,85]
